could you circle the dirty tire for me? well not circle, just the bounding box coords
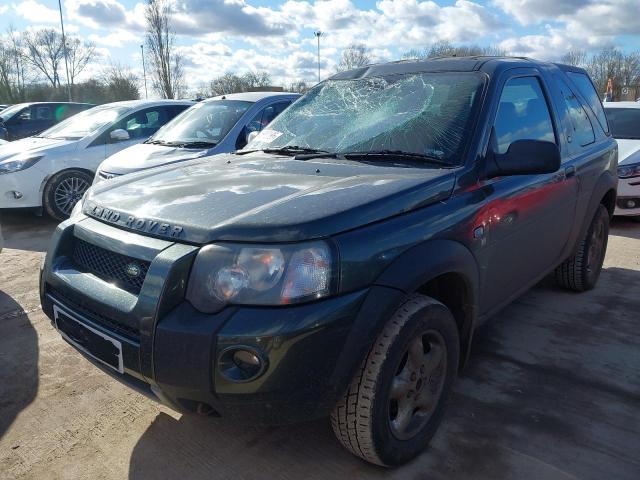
[43,169,93,221]
[330,294,459,466]
[555,204,609,292]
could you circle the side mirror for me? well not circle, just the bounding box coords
[246,130,259,144]
[486,139,560,178]
[110,129,130,142]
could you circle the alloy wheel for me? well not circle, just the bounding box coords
[54,176,90,216]
[388,329,447,440]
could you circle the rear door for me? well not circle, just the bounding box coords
[479,69,579,313]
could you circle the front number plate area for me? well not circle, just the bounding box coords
[53,305,124,373]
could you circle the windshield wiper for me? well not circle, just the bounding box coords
[238,146,330,156]
[171,140,217,148]
[341,150,453,167]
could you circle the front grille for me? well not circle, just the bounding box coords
[49,287,140,340]
[72,238,150,295]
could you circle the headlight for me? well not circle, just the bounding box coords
[186,241,335,312]
[0,155,43,175]
[618,162,640,179]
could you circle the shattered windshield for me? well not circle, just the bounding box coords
[246,72,484,164]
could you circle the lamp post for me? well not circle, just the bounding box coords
[57,0,72,101]
[314,31,323,83]
[141,44,148,99]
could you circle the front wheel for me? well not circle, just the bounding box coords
[43,169,93,221]
[331,294,459,466]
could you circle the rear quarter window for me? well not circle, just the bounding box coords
[566,72,609,134]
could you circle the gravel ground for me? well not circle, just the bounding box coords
[1,211,639,480]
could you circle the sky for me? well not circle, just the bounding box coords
[1,0,639,95]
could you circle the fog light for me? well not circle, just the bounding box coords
[627,199,637,209]
[218,346,268,383]
[13,191,23,199]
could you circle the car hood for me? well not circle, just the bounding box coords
[84,153,457,244]
[0,136,76,161]
[99,142,213,175]
[616,139,640,165]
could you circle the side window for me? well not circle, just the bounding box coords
[14,107,31,123]
[34,106,52,120]
[566,72,609,134]
[168,105,189,119]
[119,107,166,140]
[493,76,556,154]
[556,77,594,147]
[263,101,291,126]
[246,109,265,135]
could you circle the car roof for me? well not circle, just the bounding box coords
[603,101,640,109]
[7,101,94,107]
[103,99,194,108]
[330,56,589,80]
[204,92,300,103]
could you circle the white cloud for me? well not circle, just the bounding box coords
[13,0,60,24]
[88,30,139,47]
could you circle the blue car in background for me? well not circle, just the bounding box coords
[94,91,300,183]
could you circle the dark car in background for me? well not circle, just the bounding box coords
[0,102,94,141]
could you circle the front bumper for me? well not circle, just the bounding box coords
[0,165,48,209]
[40,216,404,424]
[614,176,640,217]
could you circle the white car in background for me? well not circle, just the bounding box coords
[0,99,192,220]
[94,92,299,183]
[604,102,640,220]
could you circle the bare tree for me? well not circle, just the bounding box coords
[337,44,371,72]
[561,50,588,68]
[101,63,140,101]
[66,37,96,85]
[585,48,640,98]
[288,80,309,93]
[243,71,272,89]
[145,0,185,98]
[208,71,273,96]
[22,29,65,88]
[403,41,505,60]
[208,73,246,96]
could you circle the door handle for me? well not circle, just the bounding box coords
[565,166,576,178]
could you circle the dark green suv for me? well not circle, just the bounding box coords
[40,57,617,466]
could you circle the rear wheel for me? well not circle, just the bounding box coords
[43,169,93,221]
[331,294,459,466]
[555,204,609,292]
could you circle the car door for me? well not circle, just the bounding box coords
[235,100,292,149]
[478,70,578,313]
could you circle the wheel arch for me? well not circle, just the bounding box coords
[40,167,95,194]
[373,239,480,370]
[576,170,617,245]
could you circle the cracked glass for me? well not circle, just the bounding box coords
[246,72,485,165]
